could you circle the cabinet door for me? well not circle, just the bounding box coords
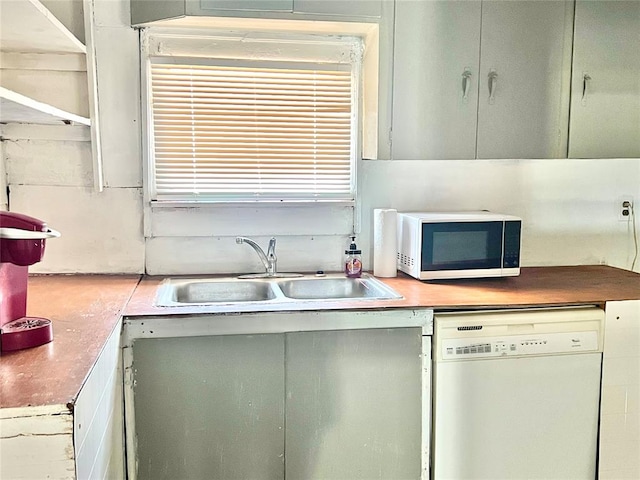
[476,0,574,159]
[285,328,423,479]
[569,1,640,158]
[196,0,292,12]
[391,0,481,159]
[132,334,285,480]
[293,0,381,17]
[601,301,640,479]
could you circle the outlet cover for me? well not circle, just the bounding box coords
[618,195,634,222]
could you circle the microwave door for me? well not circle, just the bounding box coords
[421,222,503,272]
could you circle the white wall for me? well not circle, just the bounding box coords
[1,0,638,275]
[0,0,144,275]
[2,124,144,274]
[360,158,640,272]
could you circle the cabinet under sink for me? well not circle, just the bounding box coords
[122,309,433,480]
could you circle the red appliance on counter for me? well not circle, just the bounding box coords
[0,211,60,353]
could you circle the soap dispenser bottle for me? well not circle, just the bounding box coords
[344,236,363,278]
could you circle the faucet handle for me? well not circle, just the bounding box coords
[267,237,277,258]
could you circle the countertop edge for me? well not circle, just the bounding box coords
[3,265,640,411]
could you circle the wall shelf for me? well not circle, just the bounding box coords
[0,86,90,126]
[0,0,103,191]
[0,0,89,126]
[0,0,86,54]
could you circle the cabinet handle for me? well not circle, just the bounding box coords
[462,69,472,102]
[488,69,498,104]
[582,73,591,105]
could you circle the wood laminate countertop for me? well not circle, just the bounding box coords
[125,265,640,316]
[0,275,140,410]
[2,266,640,410]
[382,265,640,309]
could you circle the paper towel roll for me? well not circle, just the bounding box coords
[373,208,398,277]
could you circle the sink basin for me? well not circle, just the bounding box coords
[277,276,402,300]
[157,280,279,306]
[155,274,402,306]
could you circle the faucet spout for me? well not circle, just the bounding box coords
[236,236,277,276]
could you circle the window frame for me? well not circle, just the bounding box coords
[140,27,363,206]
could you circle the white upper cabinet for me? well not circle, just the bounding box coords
[198,0,292,12]
[128,0,636,160]
[475,1,573,159]
[391,0,573,160]
[569,0,640,159]
[292,0,381,18]
[131,0,382,25]
[391,1,481,160]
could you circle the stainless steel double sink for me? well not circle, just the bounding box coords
[155,273,402,306]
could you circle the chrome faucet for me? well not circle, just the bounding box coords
[236,236,277,277]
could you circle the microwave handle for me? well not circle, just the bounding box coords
[0,227,61,240]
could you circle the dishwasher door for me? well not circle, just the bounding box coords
[433,352,602,480]
[432,307,604,480]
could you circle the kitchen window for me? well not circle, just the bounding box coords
[142,28,362,204]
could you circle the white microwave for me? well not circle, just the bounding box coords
[397,211,522,280]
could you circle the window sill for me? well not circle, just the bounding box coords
[149,199,356,209]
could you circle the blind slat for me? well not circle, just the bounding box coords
[149,61,355,200]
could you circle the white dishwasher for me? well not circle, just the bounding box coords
[432,306,604,480]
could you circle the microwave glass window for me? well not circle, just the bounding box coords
[432,231,488,265]
[422,222,502,271]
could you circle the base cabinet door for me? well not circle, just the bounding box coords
[285,328,423,479]
[569,1,640,158]
[600,300,640,479]
[129,325,425,479]
[132,334,286,480]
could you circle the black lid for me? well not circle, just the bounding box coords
[345,236,361,255]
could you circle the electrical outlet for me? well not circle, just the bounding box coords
[618,195,634,221]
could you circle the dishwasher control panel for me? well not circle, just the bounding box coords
[441,330,599,359]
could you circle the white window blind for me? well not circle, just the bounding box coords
[147,48,358,202]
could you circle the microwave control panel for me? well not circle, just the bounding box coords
[502,220,521,268]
